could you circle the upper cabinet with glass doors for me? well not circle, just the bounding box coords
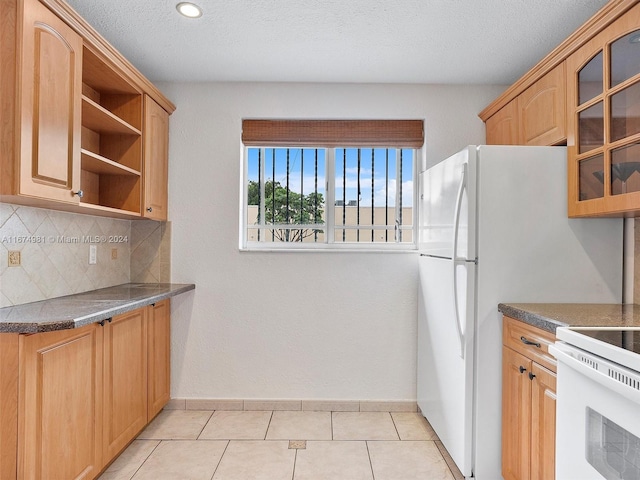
[568,3,640,217]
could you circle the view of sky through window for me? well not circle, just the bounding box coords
[247,147,413,208]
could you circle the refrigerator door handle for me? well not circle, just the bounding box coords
[452,163,466,263]
[452,164,467,359]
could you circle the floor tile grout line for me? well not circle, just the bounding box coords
[435,439,463,480]
[264,410,274,440]
[388,411,402,441]
[330,411,334,440]
[208,439,230,480]
[291,447,298,480]
[196,409,216,440]
[365,440,376,480]
[127,439,163,480]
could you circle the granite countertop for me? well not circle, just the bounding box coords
[498,303,640,334]
[0,283,195,333]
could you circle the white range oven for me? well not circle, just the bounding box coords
[550,327,640,480]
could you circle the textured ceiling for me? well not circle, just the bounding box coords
[65,0,609,85]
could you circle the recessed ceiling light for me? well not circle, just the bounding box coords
[176,2,202,18]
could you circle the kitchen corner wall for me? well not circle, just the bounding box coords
[0,203,170,307]
[159,81,506,402]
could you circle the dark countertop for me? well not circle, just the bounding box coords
[498,303,640,334]
[0,283,195,333]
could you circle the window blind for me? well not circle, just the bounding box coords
[242,119,424,148]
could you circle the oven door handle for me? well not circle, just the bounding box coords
[550,343,640,405]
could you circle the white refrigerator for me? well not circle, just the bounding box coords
[417,145,623,479]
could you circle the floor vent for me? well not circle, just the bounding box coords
[288,440,307,449]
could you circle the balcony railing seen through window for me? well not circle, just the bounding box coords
[245,147,415,247]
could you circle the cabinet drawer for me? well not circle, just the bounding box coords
[503,316,557,373]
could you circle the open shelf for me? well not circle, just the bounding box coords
[81,149,140,176]
[79,202,142,219]
[82,96,141,136]
[80,168,141,214]
[83,46,140,95]
[79,46,144,217]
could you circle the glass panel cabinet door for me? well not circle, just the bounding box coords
[611,143,640,196]
[578,102,604,153]
[579,154,605,201]
[579,51,603,105]
[610,82,640,143]
[610,30,640,88]
[568,3,640,217]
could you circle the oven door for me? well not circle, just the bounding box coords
[550,342,640,480]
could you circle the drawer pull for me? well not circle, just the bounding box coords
[520,336,541,348]
[519,366,527,374]
[529,372,536,381]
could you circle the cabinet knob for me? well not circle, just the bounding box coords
[147,207,153,212]
[73,189,84,198]
[519,366,527,374]
[528,372,536,381]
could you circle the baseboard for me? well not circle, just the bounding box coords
[165,398,417,412]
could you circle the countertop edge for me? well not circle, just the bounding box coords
[0,283,195,334]
[498,303,567,334]
[498,302,640,334]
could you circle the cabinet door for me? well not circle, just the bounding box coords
[518,63,566,146]
[103,309,148,461]
[486,99,518,145]
[502,346,532,480]
[18,324,102,480]
[143,96,169,220]
[19,0,82,203]
[530,363,556,480]
[147,300,171,420]
[567,3,640,217]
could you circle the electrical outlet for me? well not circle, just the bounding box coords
[89,245,97,265]
[111,248,118,260]
[8,251,21,267]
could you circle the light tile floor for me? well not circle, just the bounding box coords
[99,410,464,480]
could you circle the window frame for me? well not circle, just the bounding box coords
[240,145,419,251]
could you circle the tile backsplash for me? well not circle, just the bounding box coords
[0,203,170,307]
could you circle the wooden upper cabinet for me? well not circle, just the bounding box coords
[485,65,566,147]
[19,0,83,203]
[143,96,170,221]
[2,0,174,220]
[567,2,640,217]
[485,99,518,145]
[518,63,566,146]
[79,47,144,217]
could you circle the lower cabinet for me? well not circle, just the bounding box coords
[18,324,103,480]
[102,308,148,462]
[147,300,171,420]
[4,299,170,479]
[502,316,557,480]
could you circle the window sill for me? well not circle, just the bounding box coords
[240,244,418,253]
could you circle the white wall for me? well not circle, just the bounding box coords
[159,82,504,401]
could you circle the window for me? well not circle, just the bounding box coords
[241,120,423,250]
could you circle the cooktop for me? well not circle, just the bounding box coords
[555,327,640,373]
[569,328,640,355]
